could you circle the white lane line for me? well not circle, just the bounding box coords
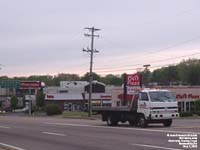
[44,122,200,135]
[131,143,182,150]
[173,126,200,129]
[0,125,10,129]
[42,132,66,137]
[0,142,25,150]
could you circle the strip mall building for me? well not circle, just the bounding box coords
[158,86,200,112]
[44,82,200,112]
[44,81,112,111]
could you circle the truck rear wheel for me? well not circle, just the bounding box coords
[107,115,118,126]
[163,119,172,127]
[129,120,137,126]
[137,115,147,128]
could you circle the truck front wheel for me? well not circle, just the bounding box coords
[163,119,172,127]
[107,115,118,126]
[137,115,147,128]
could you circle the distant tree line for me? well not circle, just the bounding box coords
[0,59,200,86]
[149,59,200,85]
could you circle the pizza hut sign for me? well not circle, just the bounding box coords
[127,74,141,86]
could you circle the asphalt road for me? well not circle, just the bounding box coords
[0,116,199,150]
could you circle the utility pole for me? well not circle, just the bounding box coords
[143,64,151,87]
[83,27,100,117]
[143,64,151,71]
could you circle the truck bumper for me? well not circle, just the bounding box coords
[149,113,179,120]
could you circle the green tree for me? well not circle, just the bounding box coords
[27,75,54,86]
[101,74,122,86]
[151,65,179,85]
[0,76,9,80]
[53,73,80,86]
[36,91,45,108]
[178,59,200,85]
[10,95,18,110]
[194,99,200,112]
[81,72,101,82]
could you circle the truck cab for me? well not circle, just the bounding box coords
[136,89,179,127]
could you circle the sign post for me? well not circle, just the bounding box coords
[20,81,41,116]
[28,88,32,116]
[123,74,127,106]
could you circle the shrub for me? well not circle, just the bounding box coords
[179,112,193,117]
[194,99,200,111]
[194,111,200,116]
[45,104,62,116]
[10,95,18,110]
[36,91,45,108]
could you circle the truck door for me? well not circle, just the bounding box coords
[138,92,151,119]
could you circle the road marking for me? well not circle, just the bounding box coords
[0,125,10,129]
[131,143,182,150]
[42,132,66,137]
[173,126,200,129]
[0,142,25,150]
[44,122,200,135]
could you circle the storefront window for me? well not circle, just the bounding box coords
[186,102,190,112]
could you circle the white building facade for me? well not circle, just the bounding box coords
[44,81,112,111]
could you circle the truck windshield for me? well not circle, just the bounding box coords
[149,91,176,102]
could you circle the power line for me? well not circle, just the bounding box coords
[150,63,179,69]
[95,35,200,67]
[146,37,200,55]
[97,62,179,75]
[95,52,200,74]
[94,51,200,71]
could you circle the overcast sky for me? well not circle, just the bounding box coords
[0,0,200,77]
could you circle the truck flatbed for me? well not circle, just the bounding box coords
[93,106,136,112]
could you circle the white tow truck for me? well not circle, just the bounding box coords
[93,88,179,127]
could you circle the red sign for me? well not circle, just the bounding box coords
[20,81,41,89]
[100,95,112,99]
[176,94,200,100]
[47,95,54,99]
[127,74,141,86]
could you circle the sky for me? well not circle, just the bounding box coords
[0,0,200,77]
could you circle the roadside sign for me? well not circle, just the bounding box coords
[123,73,142,104]
[126,74,141,86]
[127,86,142,94]
[20,81,41,89]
